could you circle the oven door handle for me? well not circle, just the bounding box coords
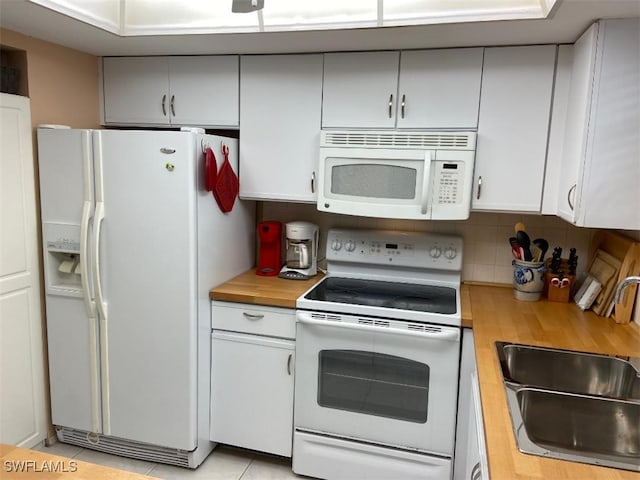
[297,312,460,341]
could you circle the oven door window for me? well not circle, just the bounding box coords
[318,349,429,423]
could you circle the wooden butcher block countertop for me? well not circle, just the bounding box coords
[210,271,640,479]
[469,285,640,480]
[209,268,324,308]
[0,444,157,479]
[210,268,473,326]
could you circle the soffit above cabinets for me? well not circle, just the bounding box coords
[21,0,560,35]
[0,0,639,56]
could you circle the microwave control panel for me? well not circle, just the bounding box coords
[434,161,465,205]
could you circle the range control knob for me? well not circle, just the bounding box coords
[345,240,356,252]
[429,246,442,258]
[445,246,458,259]
[331,239,343,251]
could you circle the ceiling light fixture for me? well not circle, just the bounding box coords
[232,0,265,14]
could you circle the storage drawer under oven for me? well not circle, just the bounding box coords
[211,301,295,339]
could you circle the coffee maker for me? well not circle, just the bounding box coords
[279,222,319,280]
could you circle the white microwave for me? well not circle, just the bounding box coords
[317,130,477,220]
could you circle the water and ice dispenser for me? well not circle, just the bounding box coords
[43,223,84,297]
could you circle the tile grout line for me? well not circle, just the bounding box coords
[237,456,256,480]
[71,447,85,459]
[144,462,159,476]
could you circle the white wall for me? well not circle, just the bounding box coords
[261,204,595,285]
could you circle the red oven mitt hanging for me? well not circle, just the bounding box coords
[214,144,239,213]
[204,147,218,192]
[205,145,239,213]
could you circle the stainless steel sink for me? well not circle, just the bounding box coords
[496,342,640,472]
[497,342,640,399]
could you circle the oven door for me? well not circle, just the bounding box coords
[294,311,460,456]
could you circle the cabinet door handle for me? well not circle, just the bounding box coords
[470,462,481,480]
[287,353,293,375]
[161,94,167,116]
[242,312,264,320]
[311,171,315,194]
[476,176,482,200]
[388,94,394,118]
[401,94,406,119]
[170,95,175,117]
[567,183,576,211]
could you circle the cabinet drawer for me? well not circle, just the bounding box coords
[211,301,295,339]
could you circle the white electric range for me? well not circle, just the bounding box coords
[293,228,464,480]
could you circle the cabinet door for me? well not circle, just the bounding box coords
[397,48,483,129]
[473,45,556,212]
[322,51,400,129]
[239,54,323,202]
[168,56,239,128]
[577,19,640,229]
[210,331,295,457]
[0,94,47,448]
[102,57,170,125]
[556,25,598,224]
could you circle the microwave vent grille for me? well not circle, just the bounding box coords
[322,131,475,149]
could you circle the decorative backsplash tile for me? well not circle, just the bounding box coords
[259,202,595,285]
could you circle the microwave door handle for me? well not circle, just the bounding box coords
[421,151,434,215]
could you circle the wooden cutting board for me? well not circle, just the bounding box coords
[588,230,640,324]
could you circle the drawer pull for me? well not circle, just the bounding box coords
[243,312,264,320]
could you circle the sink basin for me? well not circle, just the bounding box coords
[497,342,640,400]
[496,342,640,472]
[511,388,640,471]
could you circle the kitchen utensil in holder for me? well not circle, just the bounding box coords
[512,259,546,301]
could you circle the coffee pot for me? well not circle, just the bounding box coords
[279,222,319,280]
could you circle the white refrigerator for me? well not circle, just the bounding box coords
[37,127,255,467]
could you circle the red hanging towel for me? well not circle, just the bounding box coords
[213,144,239,213]
[204,147,217,192]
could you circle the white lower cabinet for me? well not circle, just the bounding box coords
[210,302,295,457]
[454,329,489,480]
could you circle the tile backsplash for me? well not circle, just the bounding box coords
[259,202,595,285]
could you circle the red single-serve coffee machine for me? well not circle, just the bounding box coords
[256,221,282,276]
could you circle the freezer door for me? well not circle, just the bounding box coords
[46,296,101,432]
[37,128,101,433]
[37,128,93,225]
[93,130,197,449]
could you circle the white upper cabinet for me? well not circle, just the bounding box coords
[396,48,483,129]
[322,48,483,130]
[472,45,557,212]
[102,57,169,125]
[167,56,239,127]
[239,54,323,202]
[322,51,399,129]
[555,18,640,229]
[102,56,239,128]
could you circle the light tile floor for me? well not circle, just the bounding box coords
[36,442,305,479]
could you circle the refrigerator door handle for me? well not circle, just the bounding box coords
[81,199,102,433]
[93,200,111,434]
[80,200,96,317]
[93,202,108,321]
